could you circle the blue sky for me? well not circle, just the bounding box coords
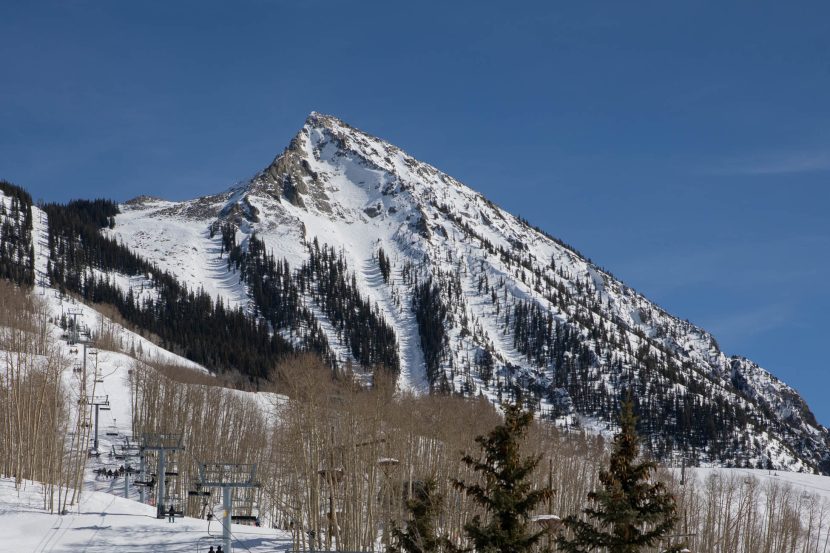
[2,1,829,422]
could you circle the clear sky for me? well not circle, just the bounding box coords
[2,2,829,422]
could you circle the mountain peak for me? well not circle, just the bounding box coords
[100,112,830,473]
[304,111,355,135]
[305,110,336,125]
[247,112,416,215]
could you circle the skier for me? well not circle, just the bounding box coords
[208,547,215,553]
[216,546,224,553]
[168,504,175,523]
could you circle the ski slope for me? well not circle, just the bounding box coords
[0,478,290,553]
[0,228,286,552]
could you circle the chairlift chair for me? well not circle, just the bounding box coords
[231,494,259,525]
[231,515,259,524]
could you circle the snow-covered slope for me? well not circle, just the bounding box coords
[0,477,289,553]
[0,222,285,550]
[27,114,830,472]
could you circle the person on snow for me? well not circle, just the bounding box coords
[168,504,175,523]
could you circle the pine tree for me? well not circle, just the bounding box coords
[557,400,682,553]
[453,400,553,553]
[378,246,392,283]
[390,478,454,553]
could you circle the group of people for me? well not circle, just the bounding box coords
[94,465,126,479]
[206,547,224,553]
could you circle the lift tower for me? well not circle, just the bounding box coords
[198,462,260,553]
[86,395,110,452]
[141,433,184,519]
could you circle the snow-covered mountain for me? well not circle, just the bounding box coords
[97,113,830,473]
[3,113,827,473]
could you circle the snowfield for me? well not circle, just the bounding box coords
[690,467,830,500]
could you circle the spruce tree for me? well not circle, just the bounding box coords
[557,400,682,553]
[390,478,454,553]
[453,401,553,553]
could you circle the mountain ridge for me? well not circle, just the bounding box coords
[3,113,828,473]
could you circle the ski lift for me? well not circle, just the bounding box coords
[105,419,119,436]
[230,493,260,525]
